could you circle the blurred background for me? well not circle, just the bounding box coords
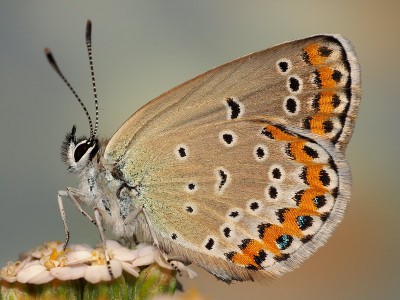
[0,1,398,299]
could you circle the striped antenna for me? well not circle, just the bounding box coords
[85,20,100,138]
[44,48,94,138]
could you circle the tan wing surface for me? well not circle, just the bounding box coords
[104,35,360,280]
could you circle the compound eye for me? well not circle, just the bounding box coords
[74,140,97,162]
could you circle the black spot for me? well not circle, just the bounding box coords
[297,216,313,230]
[302,51,311,64]
[274,253,290,262]
[319,169,331,186]
[332,187,339,198]
[321,212,330,221]
[226,97,241,119]
[239,239,252,250]
[318,46,332,57]
[294,190,305,205]
[301,235,313,243]
[171,233,177,240]
[223,227,231,238]
[218,169,228,190]
[257,223,272,239]
[299,167,309,185]
[314,70,322,87]
[323,120,334,133]
[276,235,293,250]
[278,61,289,73]
[186,206,194,213]
[229,211,239,218]
[289,77,300,92]
[314,195,327,208]
[250,202,259,211]
[332,70,343,82]
[222,133,234,145]
[268,186,278,199]
[303,145,319,159]
[261,127,274,139]
[276,208,289,223]
[188,183,196,190]
[303,116,312,130]
[285,144,295,160]
[205,238,215,250]
[332,94,341,108]
[285,97,297,114]
[256,147,265,159]
[312,94,321,111]
[225,251,236,260]
[178,147,186,158]
[254,250,267,265]
[271,168,282,180]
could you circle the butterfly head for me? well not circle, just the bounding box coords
[61,125,100,173]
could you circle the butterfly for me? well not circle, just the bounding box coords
[45,20,360,283]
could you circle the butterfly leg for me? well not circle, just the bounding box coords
[93,208,114,280]
[57,188,97,250]
[57,190,71,250]
[122,206,196,278]
[123,205,161,248]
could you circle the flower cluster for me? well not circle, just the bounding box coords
[0,240,195,285]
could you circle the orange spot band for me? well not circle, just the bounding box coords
[304,43,328,66]
[317,66,337,89]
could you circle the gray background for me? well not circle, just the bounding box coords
[0,1,399,299]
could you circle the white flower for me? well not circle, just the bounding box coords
[16,260,54,284]
[1,240,196,285]
[0,258,30,283]
[52,240,141,284]
[17,247,68,284]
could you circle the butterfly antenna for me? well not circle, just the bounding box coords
[85,20,99,138]
[44,48,94,138]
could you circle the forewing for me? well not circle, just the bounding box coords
[106,34,359,160]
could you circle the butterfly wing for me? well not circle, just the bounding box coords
[104,35,360,281]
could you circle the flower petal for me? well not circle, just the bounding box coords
[84,260,122,284]
[27,271,54,284]
[50,265,88,281]
[66,250,92,265]
[16,261,45,283]
[121,261,140,277]
[111,247,136,262]
[104,240,123,249]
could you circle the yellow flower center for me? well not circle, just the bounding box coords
[43,248,67,270]
[90,249,108,265]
